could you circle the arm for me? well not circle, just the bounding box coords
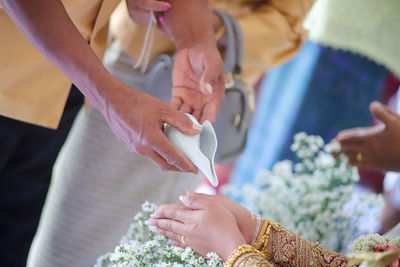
[164,0,225,123]
[148,192,349,266]
[225,244,276,267]
[126,0,225,123]
[0,0,201,173]
[251,220,349,267]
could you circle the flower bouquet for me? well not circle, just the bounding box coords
[222,132,383,253]
[351,234,400,267]
[95,202,224,267]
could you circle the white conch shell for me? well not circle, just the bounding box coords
[165,114,218,186]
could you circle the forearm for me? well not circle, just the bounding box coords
[163,0,216,49]
[254,220,349,267]
[1,0,119,111]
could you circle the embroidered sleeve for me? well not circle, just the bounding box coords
[253,220,349,267]
[224,244,276,267]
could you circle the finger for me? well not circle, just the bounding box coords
[335,129,368,145]
[149,151,181,172]
[370,101,398,126]
[191,109,202,121]
[148,218,185,235]
[136,0,171,12]
[179,194,211,210]
[152,134,198,173]
[152,203,190,220]
[172,87,205,110]
[179,103,193,114]
[134,146,180,172]
[161,109,201,136]
[199,102,219,124]
[154,227,183,245]
[347,151,372,168]
[199,56,223,96]
[170,96,183,110]
[340,143,366,154]
[169,239,185,248]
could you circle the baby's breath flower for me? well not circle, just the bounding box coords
[96,202,223,266]
[223,133,382,253]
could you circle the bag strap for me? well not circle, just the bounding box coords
[212,10,243,75]
[226,14,244,75]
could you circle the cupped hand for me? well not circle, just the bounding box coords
[148,193,246,261]
[171,44,225,124]
[333,102,400,172]
[101,84,200,173]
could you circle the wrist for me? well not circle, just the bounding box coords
[211,11,223,34]
[86,70,137,115]
[242,213,259,244]
[164,0,216,50]
[222,234,246,262]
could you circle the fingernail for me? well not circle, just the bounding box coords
[147,219,155,225]
[163,6,171,11]
[158,16,165,25]
[205,83,213,94]
[179,195,184,202]
[192,122,201,131]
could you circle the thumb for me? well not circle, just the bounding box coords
[370,101,397,126]
[163,110,201,136]
[179,194,209,210]
[200,56,223,96]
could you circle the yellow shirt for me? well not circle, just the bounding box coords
[0,0,120,129]
[0,0,313,129]
[111,0,314,86]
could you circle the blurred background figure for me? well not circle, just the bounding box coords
[335,95,400,234]
[227,0,400,198]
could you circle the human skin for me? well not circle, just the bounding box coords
[1,0,223,172]
[148,192,247,261]
[333,101,400,172]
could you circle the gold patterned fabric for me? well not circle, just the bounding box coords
[227,220,350,267]
[268,226,349,266]
[225,244,275,267]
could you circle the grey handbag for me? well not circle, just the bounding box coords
[123,11,255,163]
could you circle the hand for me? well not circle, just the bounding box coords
[126,0,170,25]
[184,190,257,245]
[101,83,201,173]
[171,44,225,124]
[148,193,246,261]
[333,102,400,172]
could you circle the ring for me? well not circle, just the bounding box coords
[356,152,362,163]
[181,235,187,246]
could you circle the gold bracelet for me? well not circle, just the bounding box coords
[253,219,284,260]
[224,244,264,267]
[253,219,270,250]
[260,223,272,259]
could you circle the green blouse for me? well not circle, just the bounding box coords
[304,0,400,78]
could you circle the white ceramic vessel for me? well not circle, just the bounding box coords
[165,114,218,187]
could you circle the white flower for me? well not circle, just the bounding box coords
[223,132,382,253]
[142,201,157,214]
[324,142,341,153]
[97,202,224,266]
